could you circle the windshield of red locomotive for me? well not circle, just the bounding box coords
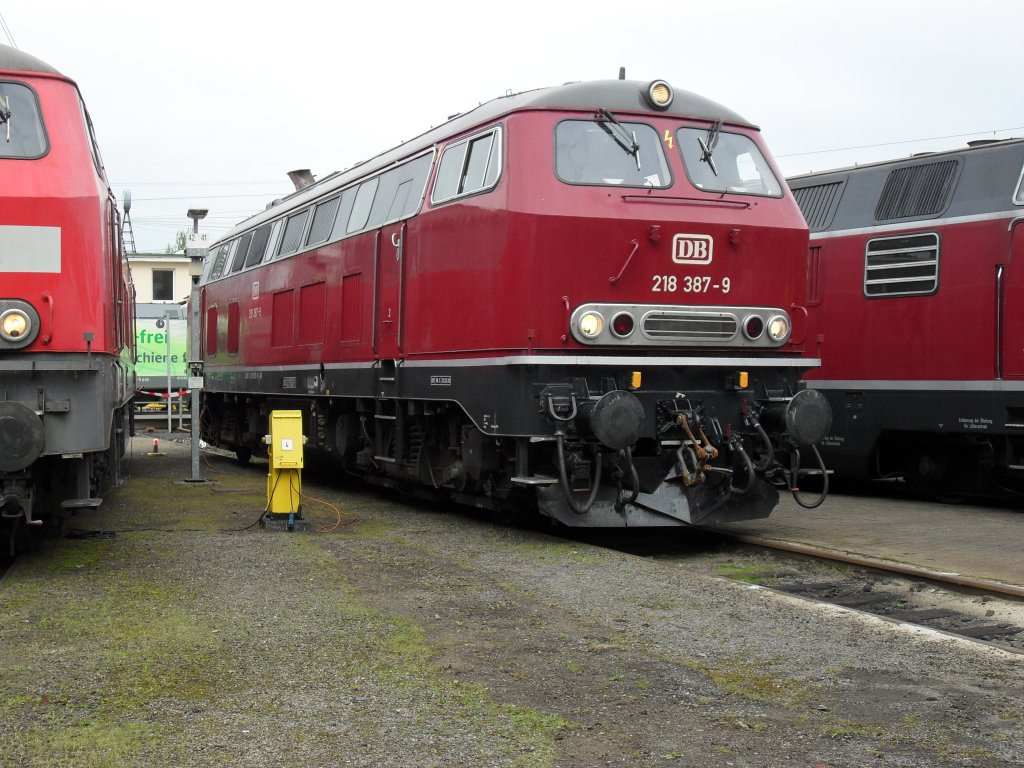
[555,119,671,188]
[0,81,47,159]
[677,127,783,198]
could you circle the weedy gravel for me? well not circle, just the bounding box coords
[0,435,1021,768]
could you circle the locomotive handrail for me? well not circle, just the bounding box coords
[397,221,407,354]
[620,194,751,209]
[371,232,380,356]
[609,239,640,284]
[40,291,53,344]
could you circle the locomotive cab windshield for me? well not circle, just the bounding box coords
[679,126,783,197]
[556,118,671,187]
[0,82,47,156]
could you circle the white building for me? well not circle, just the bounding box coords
[127,252,192,304]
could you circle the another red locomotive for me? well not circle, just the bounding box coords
[789,138,1024,500]
[199,77,831,526]
[0,45,135,550]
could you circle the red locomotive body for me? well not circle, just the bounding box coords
[200,79,831,526]
[0,45,135,549]
[790,139,1024,499]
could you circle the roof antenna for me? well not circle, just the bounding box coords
[618,67,626,80]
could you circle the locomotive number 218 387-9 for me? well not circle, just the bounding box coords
[652,275,732,293]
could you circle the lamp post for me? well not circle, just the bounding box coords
[185,208,209,483]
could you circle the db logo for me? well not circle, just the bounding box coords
[672,234,713,265]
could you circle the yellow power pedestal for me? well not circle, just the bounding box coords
[261,410,311,532]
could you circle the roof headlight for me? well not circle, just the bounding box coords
[645,80,674,110]
[578,311,605,339]
[766,314,791,343]
[0,309,31,342]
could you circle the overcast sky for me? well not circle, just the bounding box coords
[4,1,1021,252]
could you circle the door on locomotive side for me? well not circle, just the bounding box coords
[1001,219,1024,378]
[365,152,434,362]
[375,220,406,361]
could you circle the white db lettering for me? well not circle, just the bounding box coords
[672,234,713,265]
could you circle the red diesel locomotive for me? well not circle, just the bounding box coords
[789,138,1024,500]
[0,45,135,550]
[199,77,831,527]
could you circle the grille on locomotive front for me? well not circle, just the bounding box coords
[641,311,737,341]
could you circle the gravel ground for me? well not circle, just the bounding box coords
[0,434,1021,767]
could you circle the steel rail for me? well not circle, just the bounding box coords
[712,529,1024,601]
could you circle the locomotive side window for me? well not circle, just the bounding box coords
[208,240,236,281]
[229,231,253,273]
[347,177,379,233]
[365,152,434,227]
[863,232,940,298]
[677,127,782,197]
[261,220,283,264]
[432,127,503,204]
[203,244,221,282]
[0,81,48,159]
[1015,162,1024,205]
[306,195,341,247]
[243,224,273,268]
[78,99,104,176]
[555,120,669,188]
[329,187,359,241]
[277,208,311,257]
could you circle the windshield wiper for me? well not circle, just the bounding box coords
[598,109,641,170]
[698,119,723,176]
[0,95,11,143]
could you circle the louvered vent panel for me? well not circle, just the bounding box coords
[864,233,939,297]
[298,282,326,346]
[874,161,958,220]
[806,246,823,305]
[792,182,843,231]
[272,290,295,347]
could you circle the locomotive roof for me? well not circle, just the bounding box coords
[787,137,1024,233]
[222,78,754,239]
[0,44,62,76]
[787,137,1024,183]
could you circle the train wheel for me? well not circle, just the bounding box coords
[235,447,252,465]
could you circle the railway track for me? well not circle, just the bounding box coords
[714,529,1024,601]
[602,527,1024,655]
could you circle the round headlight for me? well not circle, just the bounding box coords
[578,311,605,339]
[0,309,30,341]
[610,312,635,338]
[743,315,765,341]
[646,80,674,110]
[766,314,791,343]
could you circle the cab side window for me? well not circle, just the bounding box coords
[432,127,502,204]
